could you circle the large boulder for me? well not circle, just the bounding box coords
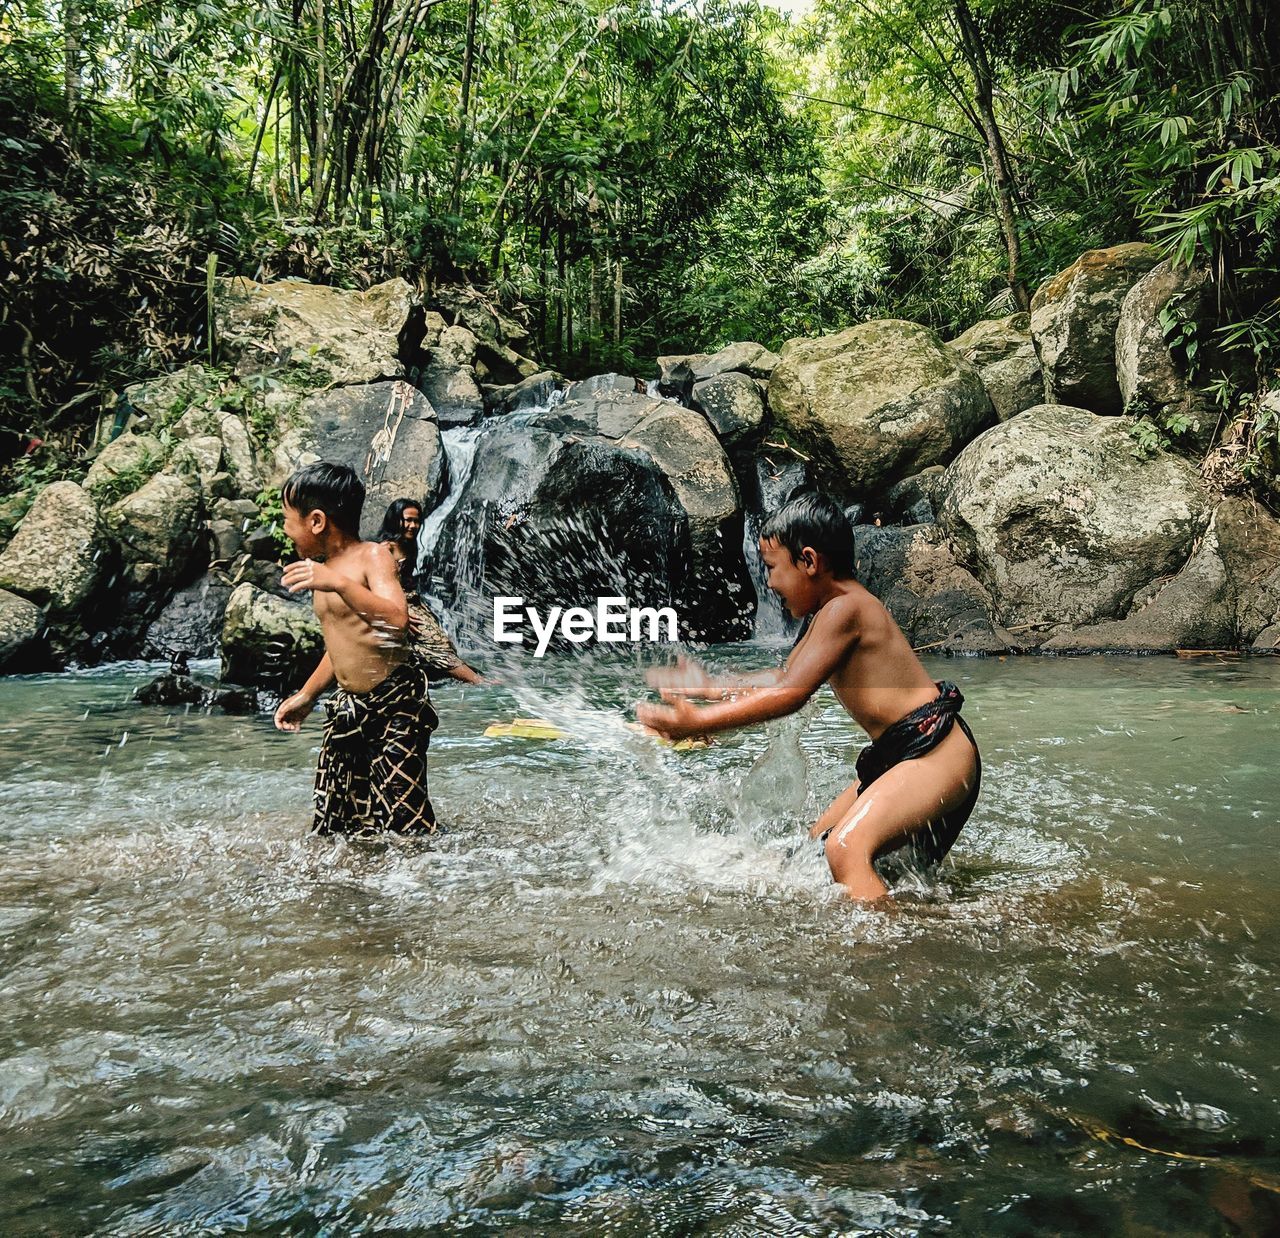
[418,361,484,427]
[0,481,103,615]
[0,589,45,670]
[104,469,204,588]
[83,433,164,501]
[144,572,235,659]
[1030,243,1162,414]
[215,277,413,386]
[1116,259,1217,444]
[947,313,1044,421]
[1042,497,1280,652]
[484,370,564,415]
[855,523,1015,654]
[292,380,448,533]
[936,404,1209,629]
[693,342,780,382]
[428,394,753,645]
[691,372,766,446]
[768,319,993,500]
[220,582,323,691]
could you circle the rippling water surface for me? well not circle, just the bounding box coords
[2,651,1278,1235]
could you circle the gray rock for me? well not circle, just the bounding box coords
[418,361,485,427]
[485,370,565,415]
[123,363,214,426]
[885,466,946,524]
[855,524,1014,654]
[144,572,235,660]
[0,588,45,670]
[220,581,324,690]
[691,372,766,445]
[0,481,103,614]
[215,412,263,495]
[207,518,244,562]
[212,498,261,525]
[768,319,993,499]
[83,433,164,499]
[1116,258,1216,446]
[434,324,479,368]
[654,355,696,402]
[936,404,1209,628]
[104,469,204,586]
[563,373,642,403]
[215,276,413,387]
[171,434,224,482]
[1030,243,1161,414]
[293,380,447,532]
[947,313,1044,421]
[692,342,781,382]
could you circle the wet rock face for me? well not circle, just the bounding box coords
[1030,243,1162,414]
[0,481,104,616]
[220,582,323,692]
[428,394,754,645]
[144,573,234,660]
[936,404,1209,628]
[215,276,413,386]
[768,319,993,500]
[292,381,447,535]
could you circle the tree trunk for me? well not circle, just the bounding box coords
[952,0,1029,312]
[448,0,479,219]
[63,0,82,151]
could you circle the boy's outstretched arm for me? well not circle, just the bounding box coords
[638,600,859,740]
[645,653,783,701]
[274,653,337,731]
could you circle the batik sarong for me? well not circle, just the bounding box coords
[312,662,440,836]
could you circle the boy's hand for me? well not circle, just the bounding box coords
[274,691,316,732]
[636,695,707,742]
[282,558,341,594]
[645,654,716,699]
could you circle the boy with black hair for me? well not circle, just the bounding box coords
[273,461,440,836]
[638,491,980,902]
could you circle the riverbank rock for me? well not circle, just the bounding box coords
[429,391,753,643]
[220,582,323,690]
[1115,259,1217,446]
[936,404,1209,629]
[768,319,992,499]
[1043,496,1280,652]
[104,469,204,588]
[947,313,1044,421]
[0,589,45,669]
[0,481,103,615]
[292,380,447,532]
[1030,243,1161,414]
[691,371,766,445]
[855,523,1016,654]
[83,433,164,499]
[484,370,563,415]
[144,572,234,659]
[215,276,413,386]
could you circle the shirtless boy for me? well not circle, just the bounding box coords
[273,462,440,836]
[637,492,980,901]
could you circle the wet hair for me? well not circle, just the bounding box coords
[281,461,364,537]
[378,497,423,543]
[760,490,856,577]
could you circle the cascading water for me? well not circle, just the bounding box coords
[743,454,806,642]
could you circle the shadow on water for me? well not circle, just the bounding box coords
[0,653,1278,1233]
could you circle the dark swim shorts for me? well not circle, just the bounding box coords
[824,681,981,866]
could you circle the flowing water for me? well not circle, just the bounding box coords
[3,652,1279,1234]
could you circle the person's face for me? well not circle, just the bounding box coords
[283,501,324,557]
[760,537,820,617]
[400,506,422,539]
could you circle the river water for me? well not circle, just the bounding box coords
[2,652,1278,1234]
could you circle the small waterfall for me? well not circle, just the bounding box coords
[417,425,482,577]
[744,454,806,642]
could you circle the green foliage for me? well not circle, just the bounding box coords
[253,485,293,559]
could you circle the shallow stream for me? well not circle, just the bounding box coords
[2,652,1278,1234]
